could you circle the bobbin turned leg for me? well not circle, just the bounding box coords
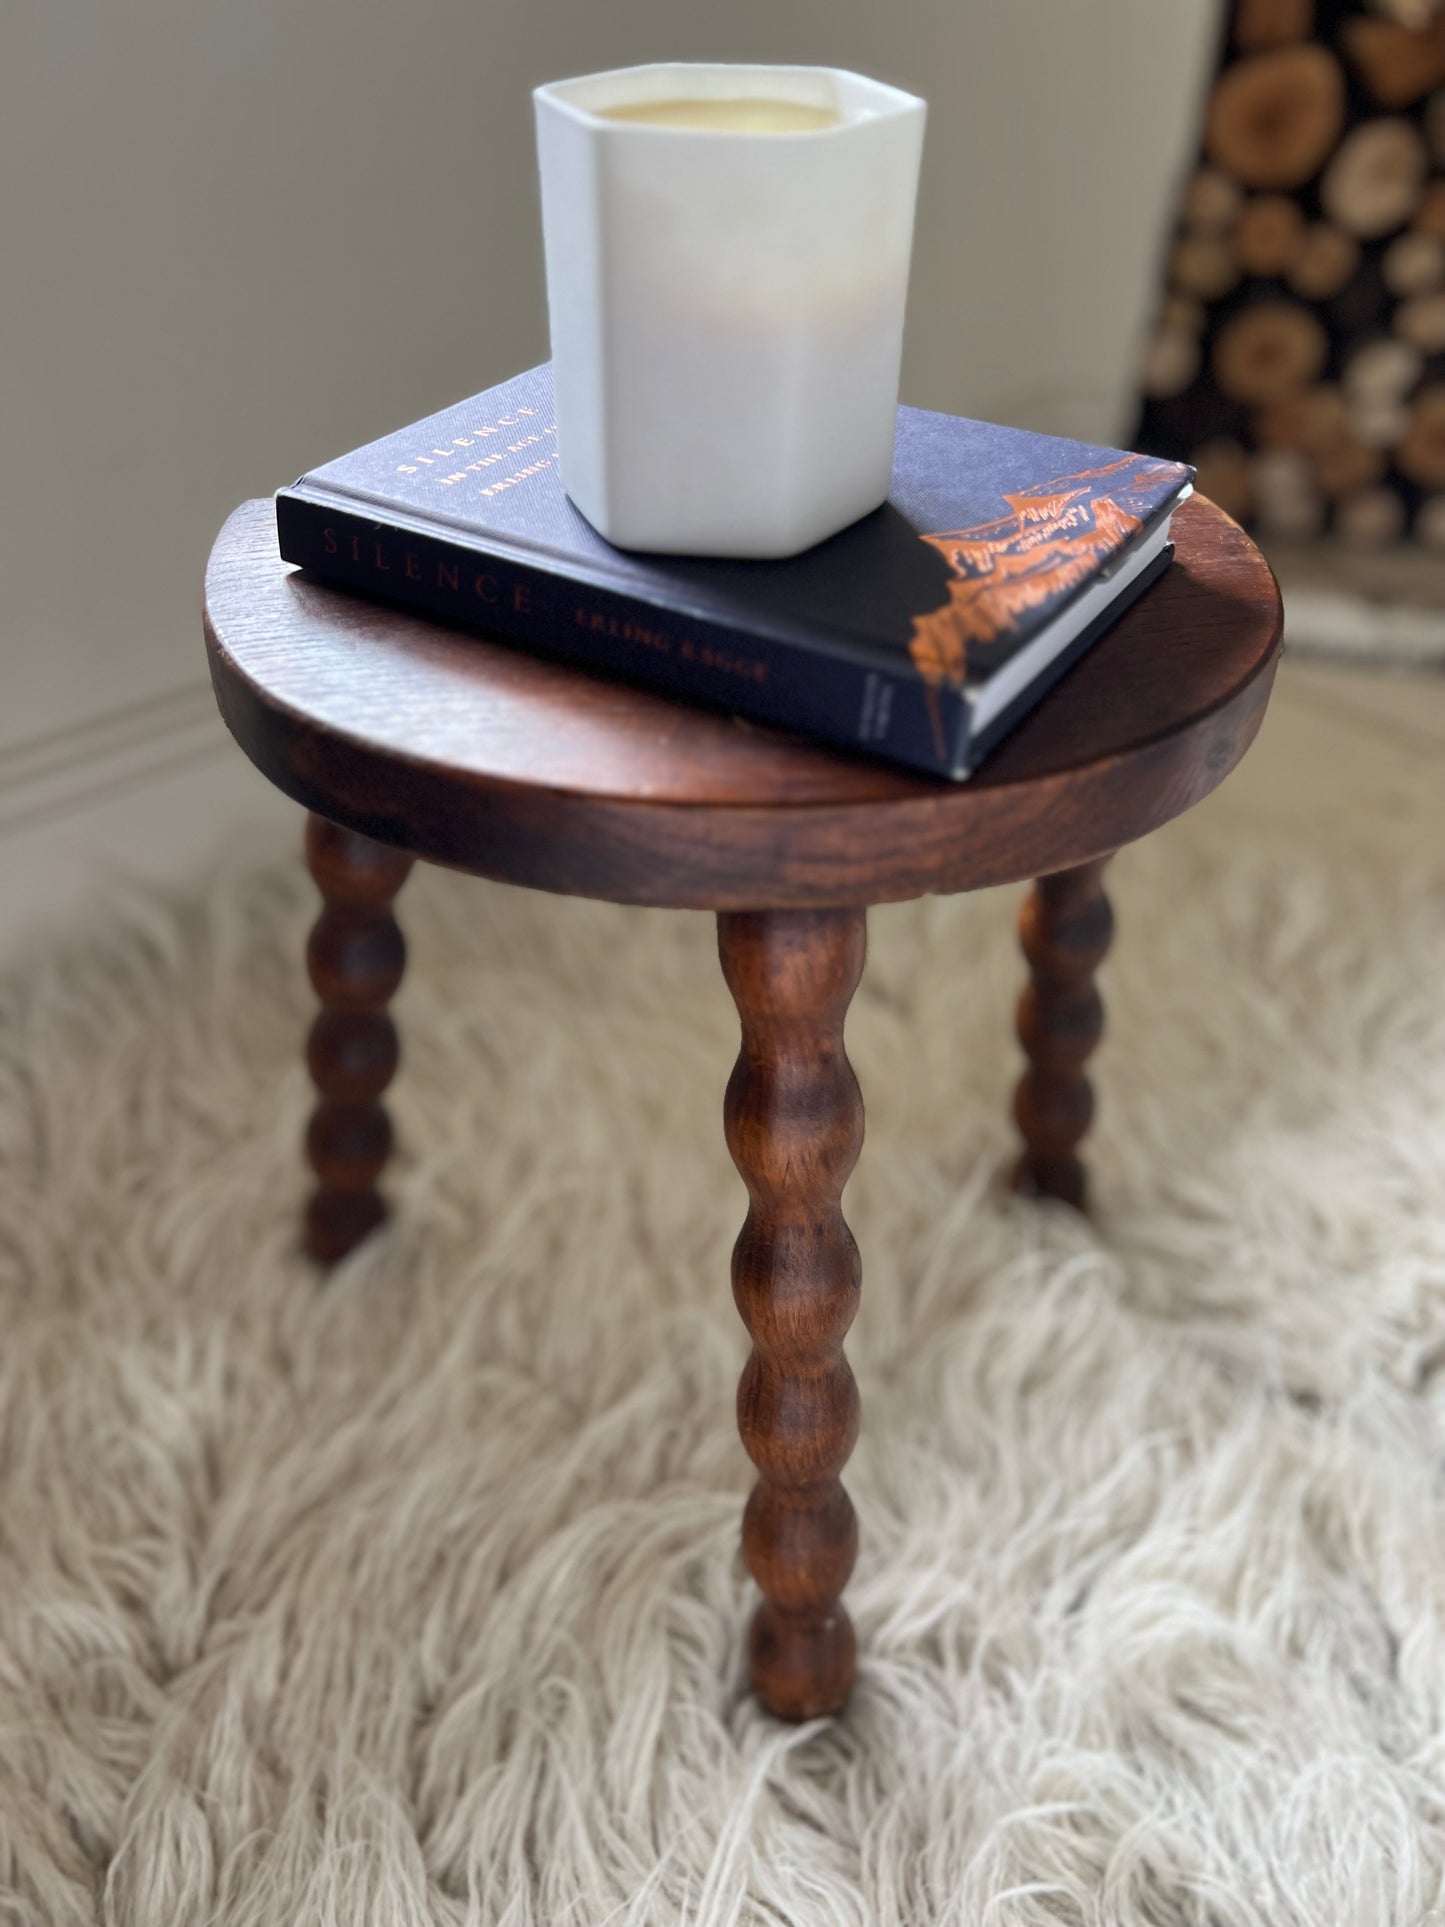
[1011,858,1113,1211]
[303,814,414,1263]
[717,908,866,1721]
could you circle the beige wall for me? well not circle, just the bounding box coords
[1,0,1218,757]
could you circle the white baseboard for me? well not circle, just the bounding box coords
[0,683,295,969]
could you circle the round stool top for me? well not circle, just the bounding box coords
[205,495,1281,908]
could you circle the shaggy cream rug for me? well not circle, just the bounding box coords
[3,813,1445,1927]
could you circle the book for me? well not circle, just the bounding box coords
[275,363,1193,780]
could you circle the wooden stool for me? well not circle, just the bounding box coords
[205,495,1282,1721]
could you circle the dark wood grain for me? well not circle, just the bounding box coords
[303,813,413,1262]
[205,495,1283,909]
[205,485,1283,1720]
[1011,860,1114,1210]
[719,909,865,1721]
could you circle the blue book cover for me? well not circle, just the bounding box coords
[276,363,1191,778]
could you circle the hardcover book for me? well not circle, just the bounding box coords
[276,363,1192,779]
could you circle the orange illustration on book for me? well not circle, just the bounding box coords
[908,453,1183,757]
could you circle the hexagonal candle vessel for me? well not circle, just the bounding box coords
[533,63,927,558]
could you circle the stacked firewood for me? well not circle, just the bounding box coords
[1136,0,1445,555]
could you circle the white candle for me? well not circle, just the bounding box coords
[533,63,927,558]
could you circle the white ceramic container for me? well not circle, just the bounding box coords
[533,62,927,557]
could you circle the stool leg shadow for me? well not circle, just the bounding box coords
[717,907,866,1721]
[1010,858,1113,1213]
[302,813,414,1265]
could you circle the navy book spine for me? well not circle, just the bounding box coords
[275,491,967,777]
